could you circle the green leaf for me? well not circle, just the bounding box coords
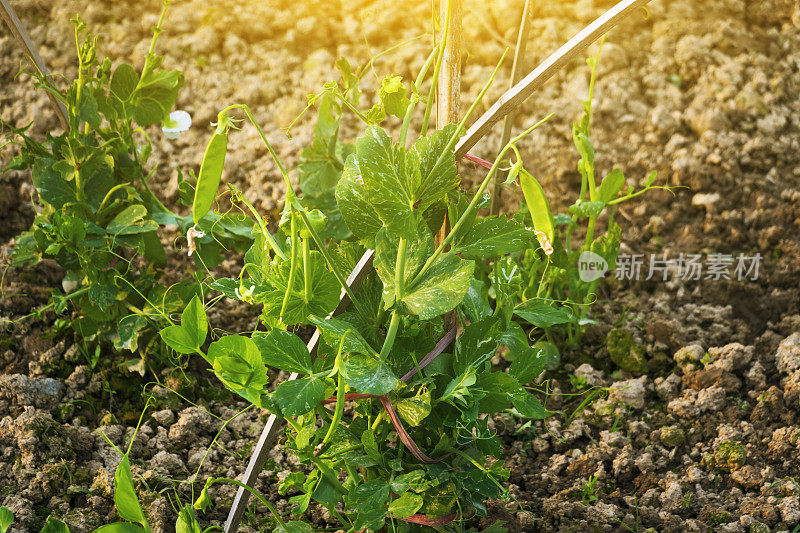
[574,131,595,179]
[390,470,430,494]
[175,505,202,533]
[32,159,76,209]
[132,98,166,127]
[454,216,530,257]
[379,75,410,119]
[356,126,417,239]
[209,278,239,299]
[208,335,268,391]
[475,372,518,413]
[350,480,389,528]
[335,155,383,241]
[252,329,313,374]
[297,93,345,197]
[273,522,312,533]
[0,508,12,533]
[395,387,431,427]
[159,325,197,355]
[597,168,625,203]
[193,133,228,223]
[453,315,505,374]
[503,323,547,383]
[140,231,167,265]
[519,169,554,244]
[114,455,146,526]
[510,390,549,419]
[410,124,459,212]
[274,376,326,416]
[107,205,157,235]
[41,516,71,533]
[373,225,431,308]
[460,278,492,322]
[78,95,102,128]
[110,63,139,101]
[309,315,377,357]
[361,427,383,466]
[389,492,424,519]
[342,353,398,395]
[93,524,144,533]
[403,253,474,321]
[114,315,148,353]
[441,367,476,405]
[182,296,207,349]
[261,251,339,325]
[568,200,605,219]
[336,57,360,105]
[514,300,576,329]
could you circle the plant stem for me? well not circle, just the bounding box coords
[320,333,348,448]
[142,0,171,78]
[379,310,401,362]
[394,238,408,299]
[302,237,311,303]
[400,47,438,147]
[280,209,298,322]
[295,208,361,310]
[232,188,287,261]
[378,234,408,362]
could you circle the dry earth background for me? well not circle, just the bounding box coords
[1,0,800,531]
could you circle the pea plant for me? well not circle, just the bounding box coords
[154,41,578,529]
[488,42,675,347]
[1,2,252,371]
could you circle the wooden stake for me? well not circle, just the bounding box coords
[434,0,461,330]
[0,0,69,130]
[434,0,461,246]
[224,250,374,533]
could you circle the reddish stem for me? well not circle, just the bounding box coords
[379,395,449,464]
[400,326,457,382]
[320,393,374,405]
[397,512,458,526]
[464,152,493,169]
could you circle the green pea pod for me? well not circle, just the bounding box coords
[519,168,554,244]
[192,131,228,224]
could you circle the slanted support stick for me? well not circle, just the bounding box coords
[0,0,69,129]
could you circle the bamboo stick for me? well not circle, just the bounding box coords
[0,0,69,130]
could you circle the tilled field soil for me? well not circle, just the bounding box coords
[1,0,800,531]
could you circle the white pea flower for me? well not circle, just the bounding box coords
[186,225,205,257]
[162,110,192,139]
[235,284,256,303]
[62,278,79,294]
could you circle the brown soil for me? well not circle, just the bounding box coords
[1,0,799,531]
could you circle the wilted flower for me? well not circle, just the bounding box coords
[186,225,205,257]
[534,230,553,256]
[162,110,192,139]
